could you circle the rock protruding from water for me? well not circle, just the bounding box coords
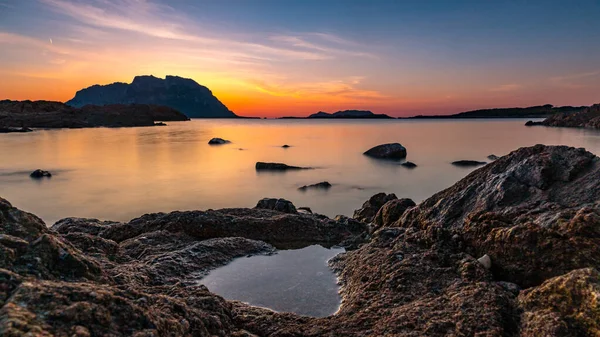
[66,75,237,118]
[30,169,52,179]
[353,192,397,223]
[451,160,487,167]
[401,161,417,168]
[255,162,309,171]
[308,110,394,119]
[282,144,291,148]
[532,104,600,129]
[363,143,407,159]
[255,198,297,214]
[208,138,230,145]
[298,182,332,191]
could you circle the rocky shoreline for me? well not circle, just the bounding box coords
[526,103,600,129]
[1,144,599,336]
[0,100,189,130]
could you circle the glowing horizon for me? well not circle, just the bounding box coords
[1,0,599,117]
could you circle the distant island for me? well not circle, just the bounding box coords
[407,104,587,119]
[281,110,394,119]
[67,75,237,118]
[526,104,600,129]
[0,100,188,130]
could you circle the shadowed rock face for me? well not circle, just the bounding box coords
[0,100,189,128]
[66,75,237,118]
[532,103,600,129]
[2,144,600,336]
[353,192,397,223]
[255,162,310,171]
[363,143,407,159]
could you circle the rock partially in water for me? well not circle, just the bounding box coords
[208,137,230,145]
[451,160,487,167]
[30,169,52,179]
[353,192,397,223]
[534,104,600,129]
[487,154,499,160]
[363,143,407,159]
[400,161,417,168]
[298,181,332,191]
[255,162,310,171]
[255,198,297,214]
[282,144,291,148]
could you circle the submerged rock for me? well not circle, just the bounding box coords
[363,143,407,159]
[255,162,309,171]
[29,169,52,178]
[208,137,230,145]
[451,160,487,167]
[353,192,397,223]
[298,181,332,191]
[400,161,417,168]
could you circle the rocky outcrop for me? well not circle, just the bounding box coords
[66,75,237,118]
[255,198,297,214]
[451,160,487,167]
[0,100,188,129]
[487,154,499,160]
[529,104,600,129]
[255,162,310,171]
[298,181,332,191]
[353,192,397,223]
[208,137,230,145]
[2,144,600,336]
[363,143,407,159]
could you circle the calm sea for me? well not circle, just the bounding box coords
[1,119,599,225]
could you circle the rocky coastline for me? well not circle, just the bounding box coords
[526,103,600,129]
[1,144,599,336]
[0,100,189,129]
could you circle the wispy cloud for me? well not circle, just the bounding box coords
[550,70,600,89]
[489,83,523,92]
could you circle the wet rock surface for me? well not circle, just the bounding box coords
[29,169,52,178]
[1,144,600,336]
[298,181,332,191]
[364,143,407,159]
[208,137,231,145]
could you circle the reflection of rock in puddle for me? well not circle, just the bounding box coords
[199,245,344,317]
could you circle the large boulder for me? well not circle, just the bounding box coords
[353,192,397,223]
[363,143,407,159]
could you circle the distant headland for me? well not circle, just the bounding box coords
[281,110,394,119]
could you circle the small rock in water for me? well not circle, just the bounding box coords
[282,144,291,148]
[364,143,407,159]
[451,160,487,167]
[208,137,230,145]
[154,122,167,126]
[298,181,332,191]
[255,162,309,171]
[401,161,417,168]
[30,169,52,178]
[487,154,499,160]
[477,254,492,269]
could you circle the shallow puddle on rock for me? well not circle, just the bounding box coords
[199,244,344,317]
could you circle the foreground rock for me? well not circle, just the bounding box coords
[255,162,310,171]
[298,181,332,191]
[0,100,189,129]
[527,103,600,129]
[29,169,51,178]
[353,192,397,223]
[363,143,407,159]
[451,160,487,167]
[255,198,297,214]
[2,145,600,336]
[208,137,230,145]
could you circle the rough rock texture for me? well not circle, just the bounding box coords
[255,198,297,214]
[529,103,600,129]
[353,192,397,223]
[0,100,189,129]
[255,162,310,171]
[2,144,600,336]
[363,143,407,159]
[66,75,237,118]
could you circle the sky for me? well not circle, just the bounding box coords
[1,0,600,117]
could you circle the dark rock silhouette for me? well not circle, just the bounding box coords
[255,162,310,171]
[0,127,33,133]
[0,100,188,129]
[282,144,291,148]
[353,192,397,223]
[531,103,600,129]
[364,143,407,159]
[29,169,52,178]
[255,198,297,214]
[452,160,487,167]
[401,161,417,168]
[66,75,237,118]
[208,138,230,145]
[298,181,332,191]
[308,110,393,119]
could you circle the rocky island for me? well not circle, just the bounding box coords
[281,110,394,119]
[0,100,189,129]
[526,103,600,129]
[1,144,599,336]
[67,75,237,118]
